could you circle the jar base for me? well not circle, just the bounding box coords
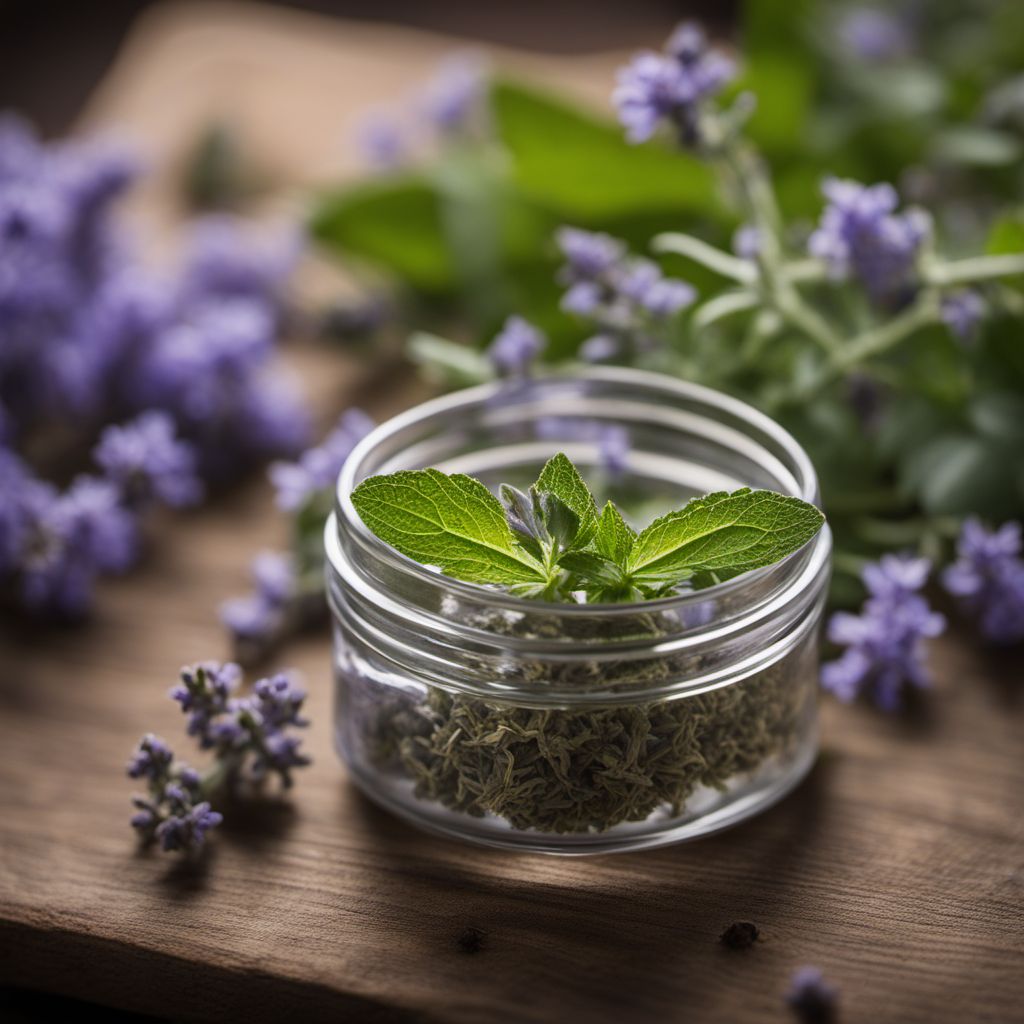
[339,729,819,856]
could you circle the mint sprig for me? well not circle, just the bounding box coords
[351,453,825,603]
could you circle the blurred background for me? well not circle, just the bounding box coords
[3,0,735,134]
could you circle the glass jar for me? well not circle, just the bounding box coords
[326,368,831,854]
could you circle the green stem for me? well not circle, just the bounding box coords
[832,293,941,371]
[925,253,1024,286]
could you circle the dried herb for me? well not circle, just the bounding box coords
[345,454,824,834]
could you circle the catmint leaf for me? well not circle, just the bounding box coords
[592,501,636,566]
[534,453,599,547]
[538,492,581,550]
[351,469,548,584]
[557,550,625,587]
[627,488,824,583]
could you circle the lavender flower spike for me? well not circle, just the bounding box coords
[486,315,545,377]
[94,410,203,509]
[614,22,736,146]
[943,518,1024,645]
[821,554,945,711]
[941,289,986,344]
[809,177,930,306]
[270,407,374,512]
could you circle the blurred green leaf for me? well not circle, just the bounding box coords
[311,175,456,292]
[491,79,720,220]
[930,126,1023,168]
[407,331,493,387]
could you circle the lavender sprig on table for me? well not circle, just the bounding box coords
[127,662,310,853]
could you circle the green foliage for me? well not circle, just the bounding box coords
[352,454,825,602]
[491,80,720,220]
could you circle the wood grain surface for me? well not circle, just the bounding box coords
[1,5,1022,1022]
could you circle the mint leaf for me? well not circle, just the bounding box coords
[534,453,599,547]
[557,550,625,587]
[592,501,636,566]
[351,469,547,584]
[627,488,825,583]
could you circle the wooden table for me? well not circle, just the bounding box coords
[1,5,1022,1021]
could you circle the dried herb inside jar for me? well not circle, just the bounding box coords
[348,453,825,833]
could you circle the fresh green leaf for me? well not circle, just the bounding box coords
[592,501,636,566]
[491,79,720,220]
[534,453,599,546]
[557,550,626,587]
[627,488,825,583]
[538,492,581,551]
[351,469,547,584]
[311,175,456,292]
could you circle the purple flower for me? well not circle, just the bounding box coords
[170,662,243,747]
[556,227,626,282]
[94,410,202,509]
[155,801,222,852]
[821,554,945,711]
[599,425,631,478]
[579,335,620,363]
[358,114,407,169]
[178,215,300,315]
[638,277,696,318]
[785,966,838,1023]
[809,177,930,306]
[270,408,374,512]
[127,734,174,782]
[61,475,138,574]
[421,55,485,135]
[943,518,1024,645]
[561,281,603,316]
[614,23,736,145]
[733,224,761,260]
[486,315,545,377]
[941,289,985,344]
[219,550,296,650]
[249,673,309,731]
[13,476,98,618]
[838,8,911,63]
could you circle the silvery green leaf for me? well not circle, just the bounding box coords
[557,550,625,587]
[539,492,582,551]
[534,453,599,546]
[592,501,636,567]
[627,488,824,583]
[351,469,547,584]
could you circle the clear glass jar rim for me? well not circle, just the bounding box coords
[334,367,828,618]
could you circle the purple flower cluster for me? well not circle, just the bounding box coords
[0,411,199,617]
[127,734,222,853]
[821,554,946,711]
[809,177,930,306]
[169,661,310,785]
[940,289,986,344]
[838,7,912,63]
[270,408,374,513]
[0,116,307,617]
[220,550,298,658]
[556,226,695,361]
[128,661,311,853]
[0,116,306,462]
[943,518,1024,645]
[785,966,839,1023]
[486,315,546,377]
[535,418,632,480]
[614,22,736,146]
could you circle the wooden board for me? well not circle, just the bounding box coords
[1,4,1023,1022]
